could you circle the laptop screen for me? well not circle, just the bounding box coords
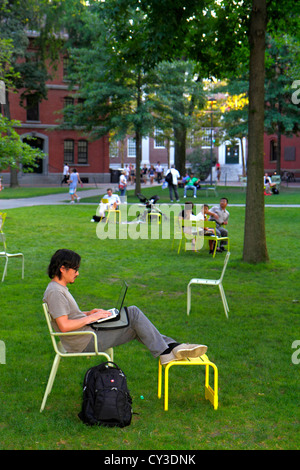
[116,281,128,312]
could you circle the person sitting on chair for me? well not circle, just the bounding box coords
[263,173,276,195]
[43,249,208,365]
[91,188,120,222]
[184,173,200,199]
[208,198,230,252]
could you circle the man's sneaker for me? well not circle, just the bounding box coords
[77,197,81,202]
[160,350,177,365]
[173,343,207,360]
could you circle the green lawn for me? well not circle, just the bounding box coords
[0,201,299,450]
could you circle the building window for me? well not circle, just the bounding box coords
[64,139,74,163]
[284,146,296,161]
[26,95,39,121]
[63,57,70,79]
[270,140,278,162]
[154,129,165,148]
[225,145,239,164]
[63,97,74,123]
[78,140,88,164]
[128,138,136,157]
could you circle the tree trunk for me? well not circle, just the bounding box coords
[174,125,186,177]
[243,0,269,263]
[134,72,142,195]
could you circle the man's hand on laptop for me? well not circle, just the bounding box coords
[86,308,112,321]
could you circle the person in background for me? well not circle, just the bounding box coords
[165,165,180,203]
[68,168,82,204]
[119,170,127,197]
[91,188,120,222]
[155,161,163,183]
[61,163,70,185]
[209,197,230,252]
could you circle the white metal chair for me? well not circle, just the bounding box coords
[0,232,24,282]
[40,302,114,412]
[187,251,230,319]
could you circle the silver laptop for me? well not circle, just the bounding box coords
[92,281,128,324]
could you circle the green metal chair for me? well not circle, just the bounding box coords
[0,212,7,232]
[40,302,114,412]
[203,221,230,258]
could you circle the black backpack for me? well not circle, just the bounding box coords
[78,361,133,427]
[165,171,173,184]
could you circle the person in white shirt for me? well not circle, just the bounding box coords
[91,188,120,222]
[165,165,180,202]
[119,171,127,196]
[263,173,276,195]
[155,162,163,183]
[61,163,69,185]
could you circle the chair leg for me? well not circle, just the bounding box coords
[219,283,229,318]
[21,255,24,279]
[1,257,8,282]
[187,283,191,315]
[158,360,162,399]
[40,354,61,412]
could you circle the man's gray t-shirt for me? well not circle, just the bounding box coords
[43,281,93,352]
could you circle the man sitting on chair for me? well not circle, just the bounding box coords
[184,173,200,199]
[43,249,208,365]
[209,197,230,252]
[91,188,120,222]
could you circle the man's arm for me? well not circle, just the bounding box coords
[207,208,219,220]
[55,309,112,332]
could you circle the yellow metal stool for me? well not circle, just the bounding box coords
[147,212,161,224]
[158,354,218,411]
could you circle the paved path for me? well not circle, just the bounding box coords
[0,189,101,209]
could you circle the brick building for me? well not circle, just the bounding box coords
[2,35,110,185]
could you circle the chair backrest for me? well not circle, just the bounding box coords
[182,219,204,234]
[220,251,230,281]
[42,302,62,355]
[203,220,216,235]
[0,212,7,232]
